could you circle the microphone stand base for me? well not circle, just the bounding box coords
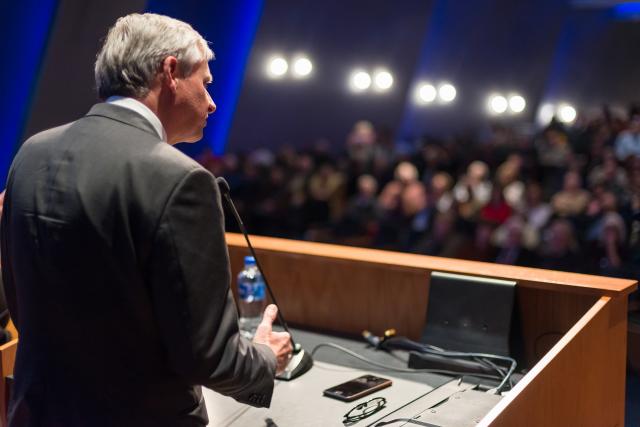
[276,348,313,381]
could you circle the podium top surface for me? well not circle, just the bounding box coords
[226,233,638,297]
[205,361,436,427]
[204,329,497,427]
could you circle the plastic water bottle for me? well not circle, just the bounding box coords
[237,256,267,339]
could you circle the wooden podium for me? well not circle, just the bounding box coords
[0,233,635,426]
[226,233,637,427]
[0,321,18,427]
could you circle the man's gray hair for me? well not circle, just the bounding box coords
[95,13,214,99]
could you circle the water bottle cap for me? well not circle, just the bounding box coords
[244,256,256,266]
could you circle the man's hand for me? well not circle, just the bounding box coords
[253,304,293,375]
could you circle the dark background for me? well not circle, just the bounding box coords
[3,0,640,175]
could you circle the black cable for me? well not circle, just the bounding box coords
[428,348,515,393]
[382,338,517,393]
[310,343,504,381]
[474,357,513,389]
[474,357,503,376]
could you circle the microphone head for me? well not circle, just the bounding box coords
[216,177,231,195]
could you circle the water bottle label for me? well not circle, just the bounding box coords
[238,282,251,299]
[254,281,266,300]
[238,281,266,301]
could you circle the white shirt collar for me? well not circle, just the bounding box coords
[106,96,167,142]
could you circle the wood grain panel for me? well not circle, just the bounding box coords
[5,321,17,344]
[479,296,627,427]
[0,339,17,427]
[0,340,16,380]
[229,246,429,338]
[226,233,630,361]
[516,287,598,367]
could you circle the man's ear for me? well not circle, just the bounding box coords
[161,56,179,93]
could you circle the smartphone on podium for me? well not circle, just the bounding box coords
[323,375,392,402]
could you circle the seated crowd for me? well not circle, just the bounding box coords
[197,109,640,283]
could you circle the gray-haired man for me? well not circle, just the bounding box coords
[1,13,291,427]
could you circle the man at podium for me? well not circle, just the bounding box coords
[0,13,291,427]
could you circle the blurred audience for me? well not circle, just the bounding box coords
[200,106,640,281]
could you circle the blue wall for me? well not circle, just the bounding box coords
[0,0,59,185]
[541,8,616,108]
[398,0,569,140]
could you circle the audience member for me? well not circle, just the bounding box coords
[535,124,574,194]
[523,181,553,233]
[615,113,640,162]
[480,185,513,225]
[493,216,539,266]
[453,160,492,221]
[551,171,591,218]
[537,219,580,272]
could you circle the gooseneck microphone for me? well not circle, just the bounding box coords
[216,177,296,346]
[216,177,313,381]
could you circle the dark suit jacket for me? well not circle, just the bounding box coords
[1,103,276,426]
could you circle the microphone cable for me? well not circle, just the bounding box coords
[310,342,505,382]
[362,333,516,393]
[381,338,516,394]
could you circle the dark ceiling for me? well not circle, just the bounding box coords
[228,0,640,152]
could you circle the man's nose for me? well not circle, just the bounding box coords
[207,92,216,114]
